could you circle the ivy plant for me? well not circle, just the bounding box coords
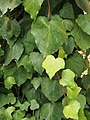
[0,0,90,120]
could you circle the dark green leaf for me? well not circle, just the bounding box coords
[41,77,63,102]
[82,75,90,90]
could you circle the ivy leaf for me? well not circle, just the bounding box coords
[22,116,36,120]
[82,75,90,90]
[31,77,42,90]
[85,110,90,120]
[78,108,87,120]
[13,110,25,120]
[2,106,15,120]
[30,52,44,75]
[66,53,87,76]
[0,0,22,15]
[71,23,90,51]
[40,102,64,120]
[63,100,81,119]
[67,84,81,99]
[5,41,24,65]
[13,66,31,86]
[30,99,39,110]
[75,0,90,13]
[41,77,63,102]
[42,55,65,79]
[23,0,44,19]
[59,2,74,19]
[4,76,16,90]
[76,14,90,36]
[20,101,30,111]
[76,94,86,109]
[22,30,35,55]
[7,93,16,105]
[58,46,66,59]
[60,69,75,88]
[31,15,67,56]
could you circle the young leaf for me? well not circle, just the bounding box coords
[41,77,63,102]
[4,76,16,90]
[63,100,81,119]
[2,106,15,120]
[78,108,87,120]
[42,55,65,79]
[23,0,44,19]
[20,101,30,111]
[40,102,64,120]
[60,69,75,88]
[31,15,67,56]
[30,99,39,110]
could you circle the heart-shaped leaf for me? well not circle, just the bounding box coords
[42,55,65,79]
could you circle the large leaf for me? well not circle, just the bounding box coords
[76,14,90,35]
[23,0,44,19]
[66,53,87,76]
[0,0,22,15]
[63,100,81,119]
[41,77,63,102]
[71,23,90,51]
[75,0,90,13]
[40,102,64,120]
[42,55,65,79]
[2,106,15,120]
[30,52,44,75]
[5,41,24,65]
[31,15,67,56]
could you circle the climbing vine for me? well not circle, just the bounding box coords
[0,0,90,120]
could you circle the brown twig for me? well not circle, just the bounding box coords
[47,0,51,21]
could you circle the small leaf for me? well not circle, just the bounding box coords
[40,102,64,120]
[82,75,90,90]
[42,55,65,79]
[30,99,39,110]
[13,110,25,120]
[23,0,44,19]
[7,93,16,104]
[4,76,16,90]
[2,106,15,120]
[31,15,67,56]
[30,52,44,75]
[20,101,30,111]
[60,69,75,88]
[41,77,63,102]
[58,46,66,59]
[31,77,42,90]
[63,100,81,119]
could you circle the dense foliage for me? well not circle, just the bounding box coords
[0,0,90,120]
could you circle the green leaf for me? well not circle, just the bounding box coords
[85,110,90,120]
[41,77,63,102]
[30,52,44,75]
[20,101,30,111]
[0,94,7,107]
[76,14,90,36]
[22,30,35,55]
[4,76,16,90]
[78,108,87,120]
[2,106,15,120]
[5,41,24,65]
[7,93,16,104]
[40,102,64,120]
[82,75,90,90]
[42,55,65,79]
[0,0,22,15]
[0,47,4,57]
[13,66,31,86]
[30,99,39,110]
[13,110,25,120]
[75,0,90,13]
[17,55,33,73]
[60,69,75,88]
[58,46,66,59]
[22,116,36,120]
[23,0,44,19]
[66,53,87,76]
[31,15,67,56]
[31,77,42,90]
[67,84,81,99]
[71,23,90,51]
[0,107,5,120]
[76,94,86,109]
[63,100,81,119]
[59,2,74,19]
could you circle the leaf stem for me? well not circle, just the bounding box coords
[47,0,51,21]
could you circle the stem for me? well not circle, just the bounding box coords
[47,0,51,21]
